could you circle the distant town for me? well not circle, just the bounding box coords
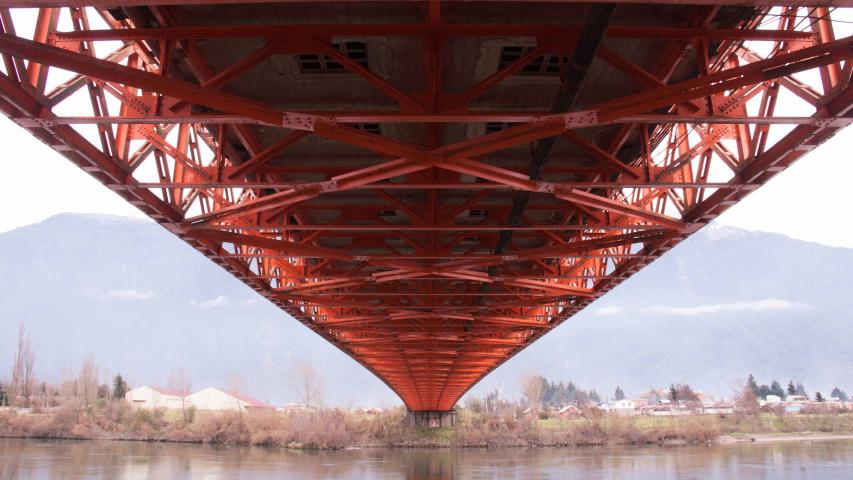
[3,325,853,448]
[502,374,852,420]
[2,325,851,418]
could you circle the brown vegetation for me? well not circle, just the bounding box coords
[452,408,722,447]
[0,400,405,449]
[4,398,853,450]
[0,401,724,449]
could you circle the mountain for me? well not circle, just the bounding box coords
[1,214,852,406]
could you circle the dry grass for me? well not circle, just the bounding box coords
[3,402,852,449]
[0,402,405,449]
[455,410,722,447]
[726,412,853,435]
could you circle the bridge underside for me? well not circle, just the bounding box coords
[0,1,850,411]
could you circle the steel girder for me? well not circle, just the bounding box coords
[0,3,851,411]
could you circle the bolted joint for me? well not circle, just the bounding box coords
[317,180,338,192]
[536,181,556,193]
[564,109,598,128]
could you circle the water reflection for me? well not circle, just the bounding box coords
[2,438,853,479]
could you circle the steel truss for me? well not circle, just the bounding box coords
[0,2,851,411]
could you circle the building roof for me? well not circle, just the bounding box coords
[215,388,275,409]
[146,386,187,397]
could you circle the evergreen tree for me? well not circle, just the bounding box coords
[669,383,678,403]
[796,382,807,396]
[589,390,601,403]
[830,387,848,401]
[815,392,824,402]
[758,384,771,399]
[542,380,555,407]
[747,374,760,397]
[112,374,129,400]
[615,386,625,401]
[769,381,785,399]
[567,382,577,403]
[552,382,566,406]
[0,382,7,406]
[787,381,796,396]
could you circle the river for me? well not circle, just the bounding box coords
[2,438,853,479]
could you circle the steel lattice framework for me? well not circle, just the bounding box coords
[0,1,851,412]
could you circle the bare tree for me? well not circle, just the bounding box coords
[168,369,193,421]
[11,325,36,407]
[77,357,99,406]
[521,374,545,410]
[292,359,324,409]
[735,384,759,418]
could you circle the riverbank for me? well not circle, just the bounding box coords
[2,402,852,449]
[0,402,719,449]
[720,433,853,444]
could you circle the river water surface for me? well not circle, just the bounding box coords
[2,438,853,479]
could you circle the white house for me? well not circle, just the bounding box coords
[607,399,636,415]
[186,387,274,412]
[125,386,186,410]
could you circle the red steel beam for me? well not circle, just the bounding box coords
[0,0,845,6]
[0,3,849,413]
[49,24,817,42]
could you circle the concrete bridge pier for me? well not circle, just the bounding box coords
[405,410,457,428]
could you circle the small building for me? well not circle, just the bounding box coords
[703,402,734,415]
[125,386,186,410]
[186,387,273,412]
[765,395,782,405]
[607,399,636,415]
[557,405,582,418]
[639,404,671,416]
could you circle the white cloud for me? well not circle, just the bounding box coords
[191,295,229,309]
[595,306,625,316]
[104,288,156,300]
[642,298,809,316]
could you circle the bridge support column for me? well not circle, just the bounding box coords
[405,410,457,428]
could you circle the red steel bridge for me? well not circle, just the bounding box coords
[0,1,851,417]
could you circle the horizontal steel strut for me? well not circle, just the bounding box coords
[0,2,850,411]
